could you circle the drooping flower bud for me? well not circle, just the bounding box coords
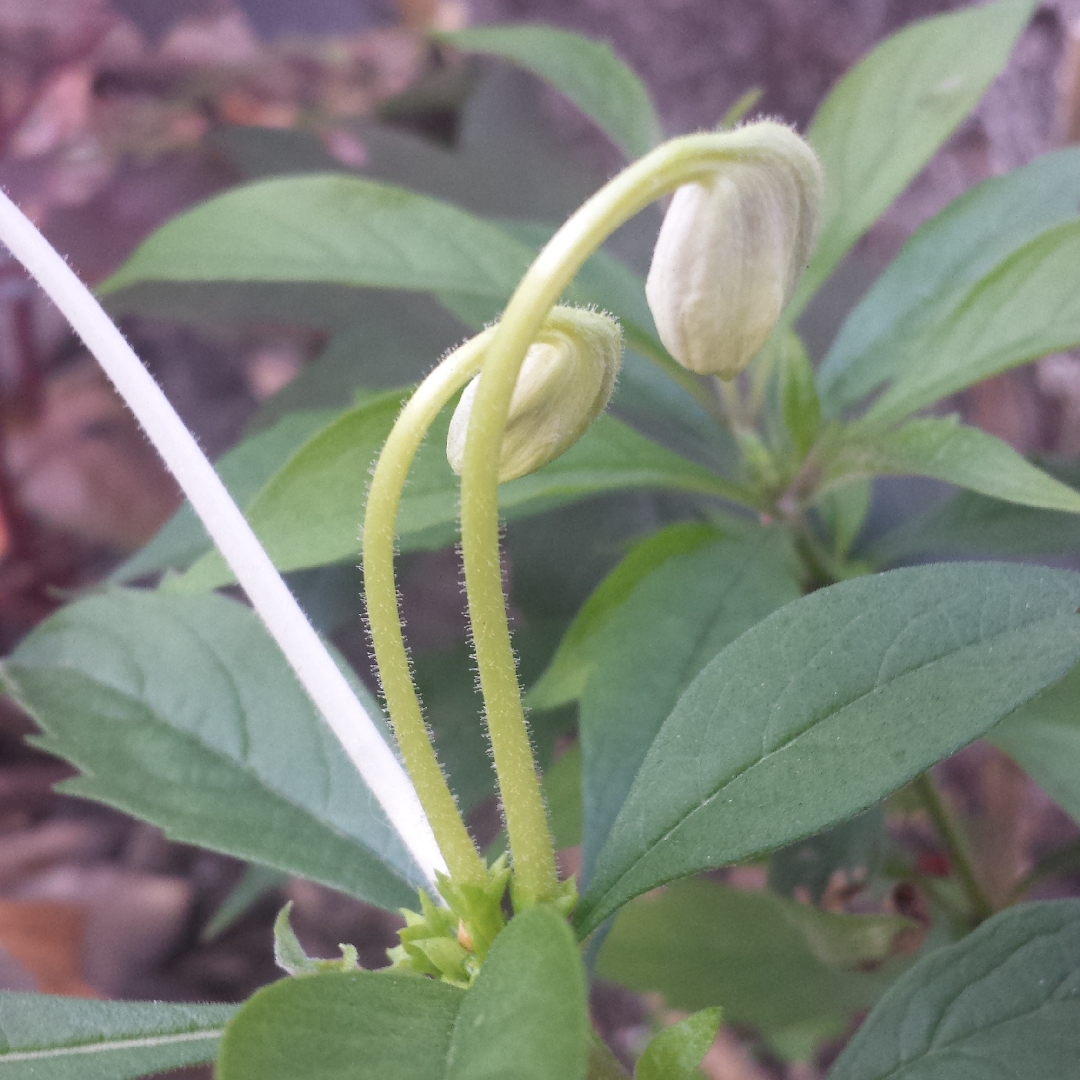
[447,306,622,483]
[645,120,823,380]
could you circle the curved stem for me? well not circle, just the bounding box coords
[0,189,446,888]
[914,771,994,925]
[459,132,772,906]
[363,333,494,886]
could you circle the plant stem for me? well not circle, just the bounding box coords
[1005,835,1080,905]
[363,334,495,885]
[458,130,783,906]
[712,372,748,432]
[587,1031,630,1080]
[914,771,994,924]
[0,189,446,888]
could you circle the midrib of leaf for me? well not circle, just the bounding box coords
[0,1028,225,1063]
[594,608,1072,906]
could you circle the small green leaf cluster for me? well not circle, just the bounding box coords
[389,856,512,985]
[388,858,577,987]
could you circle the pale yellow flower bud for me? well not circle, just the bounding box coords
[447,306,622,483]
[645,120,823,379]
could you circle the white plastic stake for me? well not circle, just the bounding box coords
[0,189,446,888]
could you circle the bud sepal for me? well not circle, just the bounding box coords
[387,854,512,986]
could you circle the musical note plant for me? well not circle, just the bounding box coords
[4,1,1080,1076]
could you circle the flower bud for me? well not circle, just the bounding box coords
[447,306,622,483]
[645,120,823,380]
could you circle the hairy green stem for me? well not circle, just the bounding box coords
[914,771,994,924]
[458,131,780,906]
[363,333,496,885]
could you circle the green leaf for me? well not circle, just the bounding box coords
[827,900,1080,1079]
[576,563,1080,938]
[1,589,424,911]
[217,906,587,1080]
[815,478,872,559]
[768,806,885,906]
[98,173,655,344]
[544,744,584,851]
[778,334,821,460]
[170,392,748,591]
[867,460,1080,564]
[992,664,1080,827]
[817,147,1080,415]
[0,993,234,1079]
[273,902,358,975]
[634,1008,721,1080]
[98,174,537,299]
[250,294,467,427]
[822,416,1080,514]
[217,972,464,1080]
[529,522,727,711]
[598,880,909,1060]
[114,408,339,583]
[208,81,589,216]
[866,220,1080,424]
[438,26,661,161]
[202,863,288,942]
[446,906,587,1080]
[568,526,801,879]
[793,0,1036,318]
[99,165,730,502]
[170,389,403,588]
